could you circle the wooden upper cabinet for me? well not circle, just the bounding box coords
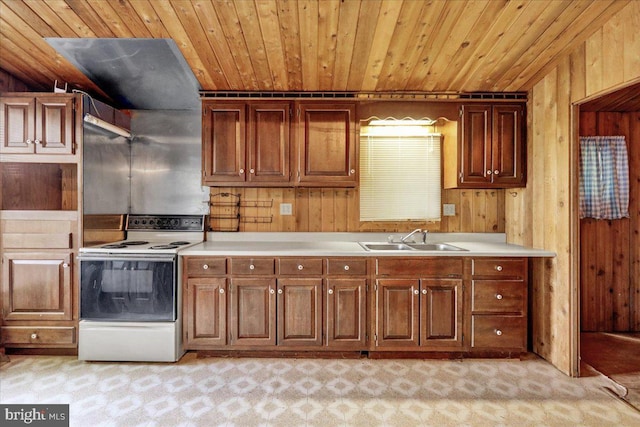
[296,103,357,187]
[452,103,525,188]
[202,101,291,186]
[202,102,246,184]
[0,95,75,155]
[248,103,291,183]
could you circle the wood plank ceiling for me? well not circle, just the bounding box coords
[0,0,632,100]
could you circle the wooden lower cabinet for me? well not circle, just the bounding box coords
[277,278,322,346]
[184,277,227,347]
[229,278,277,346]
[375,278,463,350]
[182,255,528,356]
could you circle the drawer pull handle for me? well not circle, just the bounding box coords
[202,264,209,270]
[413,289,419,295]
[270,289,275,294]
[249,264,255,270]
[495,329,503,336]
[496,294,503,300]
[277,289,283,294]
[297,265,304,270]
[328,289,334,295]
[219,288,225,294]
[344,265,350,271]
[495,265,503,271]
[31,333,38,339]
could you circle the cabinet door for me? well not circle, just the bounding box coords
[202,102,246,184]
[0,97,35,153]
[2,252,72,321]
[277,278,322,346]
[184,277,227,347]
[459,104,492,186]
[491,105,525,186]
[35,96,75,154]
[326,278,366,348]
[229,278,276,346]
[297,103,357,186]
[248,102,291,183]
[420,279,463,349]
[375,279,419,347]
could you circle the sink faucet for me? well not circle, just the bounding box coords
[400,228,425,243]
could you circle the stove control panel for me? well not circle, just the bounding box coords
[126,215,205,231]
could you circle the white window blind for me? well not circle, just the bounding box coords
[360,126,441,221]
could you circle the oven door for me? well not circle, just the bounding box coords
[79,254,177,322]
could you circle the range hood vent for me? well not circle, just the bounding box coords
[46,38,201,110]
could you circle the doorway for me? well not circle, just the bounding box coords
[577,83,640,396]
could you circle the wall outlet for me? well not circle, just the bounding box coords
[280,203,293,216]
[443,203,456,216]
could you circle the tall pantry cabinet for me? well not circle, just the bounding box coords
[0,92,126,355]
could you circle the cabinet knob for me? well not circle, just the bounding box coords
[495,265,503,271]
[249,264,255,270]
[495,329,503,336]
[270,288,275,294]
[202,264,209,270]
[277,289,283,294]
[297,265,304,270]
[62,263,69,268]
[219,288,225,294]
[494,170,500,175]
[413,289,419,295]
[422,289,427,295]
[487,170,492,175]
[239,169,245,174]
[26,139,33,144]
[31,333,38,339]
[250,168,255,174]
[496,294,503,300]
[34,139,41,145]
[328,289,334,295]
[350,169,356,175]
[343,265,350,271]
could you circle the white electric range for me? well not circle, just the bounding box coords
[78,214,205,362]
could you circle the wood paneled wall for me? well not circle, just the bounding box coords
[579,111,640,332]
[506,1,640,376]
[209,187,505,234]
[0,68,33,92]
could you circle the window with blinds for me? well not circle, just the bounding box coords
[360,126,442,221]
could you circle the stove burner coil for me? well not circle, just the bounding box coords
[101,244,127,249]
[149,245,179,250]
[169,241,190,246]
[122,241,150,245]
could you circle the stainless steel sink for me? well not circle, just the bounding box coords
[406,243,466,251]
[359,242,467,252]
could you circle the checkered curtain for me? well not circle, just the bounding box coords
[579,136,629,219]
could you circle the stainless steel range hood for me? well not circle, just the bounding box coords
[45,38,201,110]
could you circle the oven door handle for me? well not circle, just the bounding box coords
[77,254,177,263]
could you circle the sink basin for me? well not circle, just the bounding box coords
[406,243,466,251]
[359,243,415,251]
[359,242,467,252]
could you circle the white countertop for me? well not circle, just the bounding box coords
[180,232,556,257]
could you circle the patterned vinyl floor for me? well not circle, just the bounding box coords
[1,352,639,427]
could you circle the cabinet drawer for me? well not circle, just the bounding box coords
[471,316,525,349]
[472,280,525,314]
[230,258,275,275]
[279,258,323,275]
[326,259,367,276]
[185,257,226,276]
[3,232,72,249]
[376,258,463,277]
[472,258,526,278]
[2,326,76,346]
